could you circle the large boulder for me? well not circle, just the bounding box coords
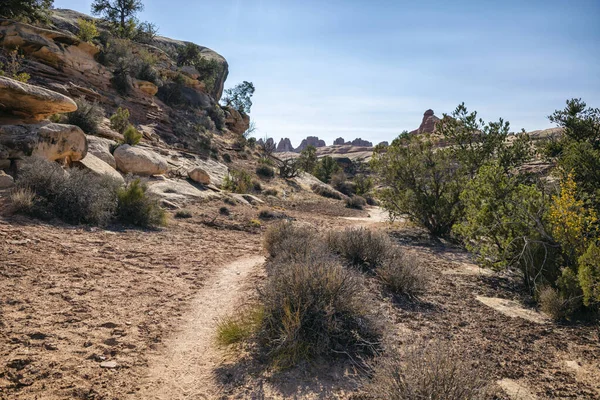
[87,135,117,168]
[74,153,124,183]
[113,144,169,176]
[0,122,87,162]
[188,167,211,184]
[223,106,250,135]
[0,76,77,122]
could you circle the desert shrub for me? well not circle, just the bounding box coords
[136,61,160,85]
[133,21,158,44]
[222,153,232,163]
[0,48,30,83]
[311,183,342,200]
[123,124,142,145]
[174,209,192,219]
[223,196,236,206]
[219,206,230,215]
[279,158,301,179]
[109,107,130,134]
[258,257,380,368]
[116,179,166,228]
[217,306,264,346]
[578,242,600,307]
[258,208,287,220]
[346,195,367,210]
[365,194,378,206]
[331,170,354,195]
[249,219,261,228]
[77,18,98,42]
[313,156,340,184]
[538,286,563,320]
[354,174,374,196]
[368,342,495,400]
[298,145,317,172]
[247,137,257,148]
[223,169,252,193]
[16,158,120,225]
[372,134,464,236]
[377,252,427,297]
[256,164,275,179]
[454,163,556,286]
[156,75,185,106]
[9,187,35,213]
[263,221,317,261]
[263,188,278,197]
[66,98,104,134]
[252,180,263,192]
[326,228,392,271]
[111,67,132,95]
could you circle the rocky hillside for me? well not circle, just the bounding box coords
[0,9,253,204]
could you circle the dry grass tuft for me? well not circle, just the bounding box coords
[377,252,428,297]
[326,227,392,271]
[368,342,497,400]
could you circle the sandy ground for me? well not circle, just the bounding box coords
[1,191,599,399]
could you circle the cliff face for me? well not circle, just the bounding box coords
[276,138,294,152]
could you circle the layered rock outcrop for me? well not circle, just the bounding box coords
[0,76,77,122]
[333,137,346,145]
[350,138,373,147]
[410,109,440,134]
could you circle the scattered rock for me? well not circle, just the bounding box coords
[0,76,77,122]
[44,342,58,351]
[100,361,118,369]
[0,170,14,188]
[74,153,124,183]
[86,135,117,168]
[188,167,211,184]
[113,144,169,176]
[476,296,547,324]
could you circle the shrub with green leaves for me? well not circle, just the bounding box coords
[123,124,142,145]
[0,0,53,21]
[372,134,464,236]
[313,156,340,184]
[221,81,255,114]
[109,107,130,134]
[223,169,252,193]
[298,145,317,172]
[66,98,104,135]
[578,242,600,307]
[77,18,99,42]
[116,179,166,228]
[311,183,342,200]
[0,48,30,83]
[353,174,374,196]
[256,164,275,179]
[346,194,366,209]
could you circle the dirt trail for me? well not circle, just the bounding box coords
[136,255,265,400]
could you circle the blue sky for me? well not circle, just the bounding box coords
[55,0,600,147]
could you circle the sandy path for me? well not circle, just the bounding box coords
[136,255,265,400]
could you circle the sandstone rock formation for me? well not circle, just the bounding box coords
[0,122,87,162]
[223,106,250,135]
[333,137,346,145]
[0,76,77,122]
[75,153,124,183]
[276,138,294,152]
[113,144,169,176]
[188,167,211,184]
[410,109,440,135]
[86,136,117,169]
[296,136,326,152]
[350,138,373,147]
